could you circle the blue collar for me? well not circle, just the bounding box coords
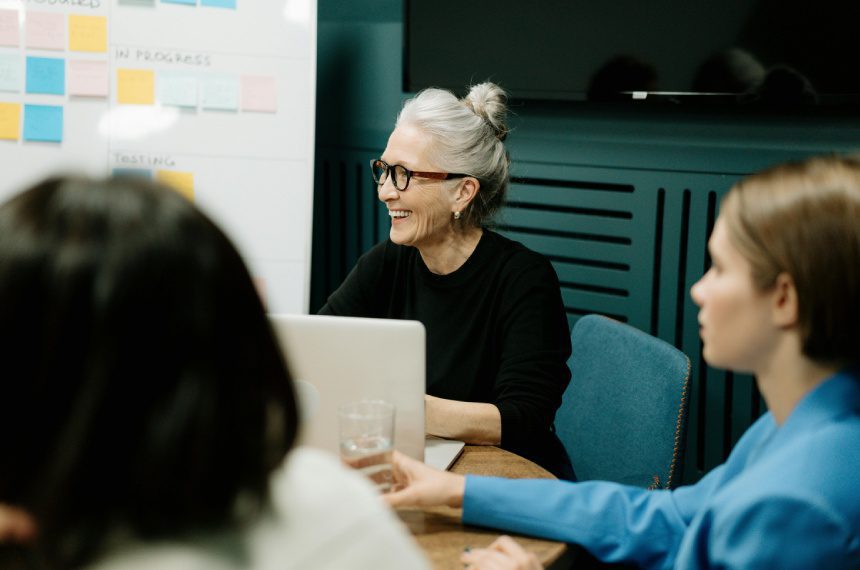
[768,366,860,450]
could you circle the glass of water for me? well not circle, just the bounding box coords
[338,399,395,493]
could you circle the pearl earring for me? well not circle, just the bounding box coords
[453,211,462,220]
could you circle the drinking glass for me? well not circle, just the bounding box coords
[338,399,395,493]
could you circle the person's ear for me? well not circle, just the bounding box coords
[771,272,799,328]
[453,177,480,211]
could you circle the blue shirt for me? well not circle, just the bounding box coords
[463,368,860,569]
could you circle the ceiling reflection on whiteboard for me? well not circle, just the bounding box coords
[0,0,23,11]
[0,0,23,27]
[282,0,310,24]
[98,105,179,141]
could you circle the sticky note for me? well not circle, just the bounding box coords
[68,60,108,97]
[0,9,20,47]
[23,104,62,142]
[161,0,196,5]
[0,53,21,92]
[156,170,194,201]
[25,11,65,51]
[241,75,276,112]
[0,102,21,140]
[158,70,197,108]
[200,73,239,111]
[26,56,65,95]
[68,15,107,53]
[117,68,155,104]
[201,0,236,8]
[112,168,153,179]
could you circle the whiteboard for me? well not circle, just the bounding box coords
[0,0,316,314]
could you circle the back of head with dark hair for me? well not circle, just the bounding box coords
[0,176,298,567]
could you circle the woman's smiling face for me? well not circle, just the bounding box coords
[377,124,459,251]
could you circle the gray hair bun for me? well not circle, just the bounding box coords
[463,82,509,142]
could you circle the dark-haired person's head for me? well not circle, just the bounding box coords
[0,176,298,567]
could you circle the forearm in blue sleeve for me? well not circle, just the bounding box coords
[463,476,689,570]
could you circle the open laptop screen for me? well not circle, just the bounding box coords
[268,314,427,462]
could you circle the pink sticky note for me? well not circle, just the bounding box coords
[68,59,108,97]
[241,75,277,112]
[26,11,66,51]
[0,10,20,47]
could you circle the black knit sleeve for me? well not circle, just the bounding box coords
[491,254,572,467]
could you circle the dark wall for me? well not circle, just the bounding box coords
[313,0,860,484]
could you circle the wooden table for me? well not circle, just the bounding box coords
[397,445,566,569]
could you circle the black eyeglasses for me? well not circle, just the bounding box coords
[370,159,471,191]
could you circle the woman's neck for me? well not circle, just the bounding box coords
[756,336,839,425]
[418,226,484,275]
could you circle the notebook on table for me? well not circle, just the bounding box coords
[268,313,465,470]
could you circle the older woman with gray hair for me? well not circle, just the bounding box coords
[320,83,573,479]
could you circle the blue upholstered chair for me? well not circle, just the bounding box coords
[555,315,691,489]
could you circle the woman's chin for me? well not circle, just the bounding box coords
[389,226,412,246]
[701,344,721,368]
[701,346,745,375]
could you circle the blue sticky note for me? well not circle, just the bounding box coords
[24,104,63,142]
[112,168,153,179]
[158,70,198,108]
[0,53,21,92]
[161,0,196,5]
[201,0,236,8]
[26,56,65,95]
[200,73,239,111]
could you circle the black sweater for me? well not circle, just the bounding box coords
[320,230,573,478]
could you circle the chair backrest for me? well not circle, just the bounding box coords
[555,315,691,489]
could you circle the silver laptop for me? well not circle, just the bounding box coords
[268,314,464,470]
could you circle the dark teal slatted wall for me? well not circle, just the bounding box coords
[312,148,387,305]
[500,173,641,329]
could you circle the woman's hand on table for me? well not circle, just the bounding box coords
[461,536,542,570]
[383,451,465,508]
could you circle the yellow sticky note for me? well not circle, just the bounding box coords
[156,170,195,201]
[117,69,155,105]
[0,102,21,140]
[69,15,107,53]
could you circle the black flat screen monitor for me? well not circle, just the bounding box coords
[405,0,858,107]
